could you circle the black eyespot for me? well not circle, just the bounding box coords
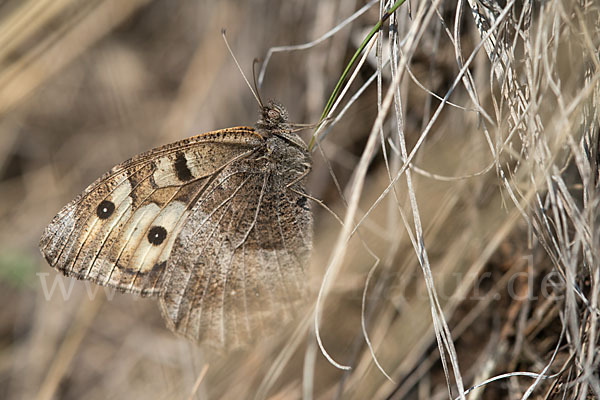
[96,200,115,219]
[147,226,167,245]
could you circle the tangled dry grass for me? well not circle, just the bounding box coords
[0,0,598,399]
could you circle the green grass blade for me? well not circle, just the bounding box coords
[309,0,407,151]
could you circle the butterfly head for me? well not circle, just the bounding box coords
[256,101,290,135]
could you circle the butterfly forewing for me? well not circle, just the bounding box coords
[39,128,263,294]
[39,113,313,349]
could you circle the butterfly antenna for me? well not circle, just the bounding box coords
[252,58,265,107]
[221,29,263,107]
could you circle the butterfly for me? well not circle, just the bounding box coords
[39,101,313,349]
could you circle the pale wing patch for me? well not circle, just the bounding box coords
[123,201,188,291]
[110,178,135,206]
[106,202,160,285]
[153,157,178,187]
[129,201,187,271]
[101,202,157,286]
[153,203,192,267]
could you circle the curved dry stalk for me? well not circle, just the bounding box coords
[257,0,379,88]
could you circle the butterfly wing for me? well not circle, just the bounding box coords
[159,137,313,349]
[40,125,312,349]
[39,128,263,297]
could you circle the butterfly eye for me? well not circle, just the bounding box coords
[267,109,280,120]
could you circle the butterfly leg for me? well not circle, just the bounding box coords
[288,187,343,225]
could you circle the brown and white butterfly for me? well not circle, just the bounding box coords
[39,101,312,349]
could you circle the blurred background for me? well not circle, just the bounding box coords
[0,0,598,399]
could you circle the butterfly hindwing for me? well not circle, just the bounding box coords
[159,150,312,348]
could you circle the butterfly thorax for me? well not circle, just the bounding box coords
[255,101,311,171]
